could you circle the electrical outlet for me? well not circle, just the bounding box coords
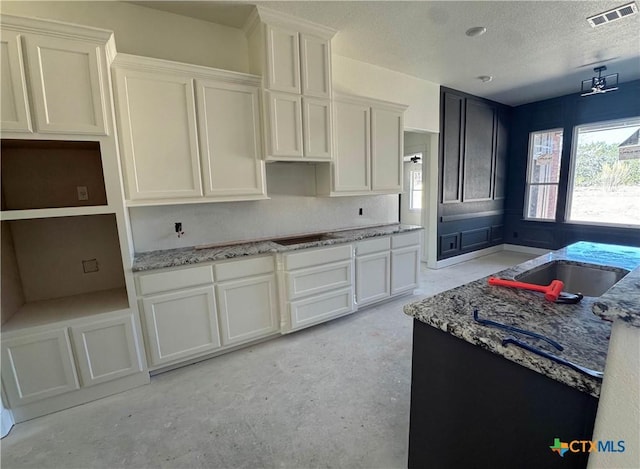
[358,208,363,216]
[77,186,89,201]
[82,259,99,273]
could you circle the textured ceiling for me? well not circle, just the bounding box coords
[132,1,640,106]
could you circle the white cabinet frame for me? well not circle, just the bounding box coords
[0,29,32,132]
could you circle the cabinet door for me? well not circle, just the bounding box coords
[141,286,220,366]
[0,30,32,132]
[333,99,370,192]
[371,106,403,193]
[463,99,497,202]
[391,246,420,295]
[197,79,265,198]
[356,251,391,306]
[114,68,202,200]
[302,97,332,159]
[71,314,143,387]
[300,33,331,98]
[24,34,107,135]
[265,25,300,94]
[266,91,303,158]
[1,329,79,406]
[216,274,279,346]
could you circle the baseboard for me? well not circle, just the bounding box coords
[502,244,550,255]
[434,245,504,269]
[1,406,14,438]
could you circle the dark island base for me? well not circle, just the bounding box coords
[408,319,598,469]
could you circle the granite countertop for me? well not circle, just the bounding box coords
[133,224,423,272]
[403,242,640,397]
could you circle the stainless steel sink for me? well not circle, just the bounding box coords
[271,234,336,246]
[515,261,629,297]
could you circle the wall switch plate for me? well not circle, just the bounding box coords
[82,259,99,273]
[77,186,89,201]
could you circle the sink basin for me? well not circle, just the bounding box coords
[515,261,629,297]
[272,234,335,246]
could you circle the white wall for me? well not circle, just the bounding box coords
[0,1,249,72]
[332,55,440,133]
[130,164,398,252]
[588,321,640,468]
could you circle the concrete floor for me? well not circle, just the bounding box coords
[1,251,535,469]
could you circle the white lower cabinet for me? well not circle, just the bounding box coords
[391,246,420,294]
[355,232,420,306]
[1,329,79,406]
[136,256,278,369]
[142,286,220,367]
[0,311,146,411]
[281,244,355,332]
[216,274,278,346]
[71,313,143,387]
[356,251,391,306]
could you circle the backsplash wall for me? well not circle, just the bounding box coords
[129,194,399,252]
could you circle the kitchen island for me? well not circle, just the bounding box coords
[404,242,640,469]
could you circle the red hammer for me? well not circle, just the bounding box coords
[488,277,565,302]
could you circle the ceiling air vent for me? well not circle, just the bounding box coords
[587,2,638,27]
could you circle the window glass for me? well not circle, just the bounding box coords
[568,118,640,226]
[409,169,422,210]
[525,129,563,220]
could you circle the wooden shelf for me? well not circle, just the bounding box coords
[0,206,115,221]
[1,288,130,333]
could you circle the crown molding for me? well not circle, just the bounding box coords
[333,91,409,111]
[0,14,113,44]
[112,54,262,86]
[243,5,337,39]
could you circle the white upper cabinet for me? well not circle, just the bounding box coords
[114,68,203,201]
[0,29,31,132]
[196,79,265,198]
[0,15,111,136]
[371,105,404,193]
[265,24,301,94]
[317,93,406,196]
[300,33,331,98]
[331,97,371,193]
[266,91,304,158]
[245,6,335,161]
[112,55,267,206]
[25,35,108,135]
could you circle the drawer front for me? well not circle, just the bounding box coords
[214,255,274,282]
[288,287,354,331]
[137,265,214,296]
[286,260,352,300]
[356,236,390,256]
[391,231,421,249]
[284,244,352,270]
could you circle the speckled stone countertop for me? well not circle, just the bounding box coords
[133,224,422,272]
[404,242,640,397]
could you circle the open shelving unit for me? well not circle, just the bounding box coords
[1,139,130,333]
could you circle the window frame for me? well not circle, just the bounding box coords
[565,116,640,228]
[523,127,564,222]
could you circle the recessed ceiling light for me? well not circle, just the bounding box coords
[478,75,493,83]
[466,26,487,37]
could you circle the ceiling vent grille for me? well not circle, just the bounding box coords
[587,2,638,27]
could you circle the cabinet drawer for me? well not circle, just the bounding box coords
[137,265,214,296]
[392,231,420,249]
[284,244,352,270]
[214,256,274,282]
[356,236,390,256]
[288,287,354,331]
[286,260,352,300]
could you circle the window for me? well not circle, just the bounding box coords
[524,129,563,220]
[409,169,422,210]
[567,117,640,226]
